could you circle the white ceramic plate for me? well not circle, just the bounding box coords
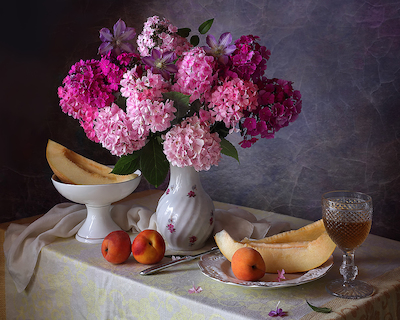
[198,252,333,288]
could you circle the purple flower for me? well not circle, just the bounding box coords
[142,49,178,80]
[98,19,136,56]
[204,32,236,64]
[268,301,288,317]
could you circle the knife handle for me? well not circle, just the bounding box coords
[139,246,220,275]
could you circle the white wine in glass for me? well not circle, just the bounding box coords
[322,190,374,299]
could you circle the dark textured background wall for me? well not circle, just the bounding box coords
[1,0,399,241]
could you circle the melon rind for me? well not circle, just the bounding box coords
[214,219,336,273]
[46,140,137,185]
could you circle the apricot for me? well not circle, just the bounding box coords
[132,230,166,264]
[101,230,132,264]
[231,247,265,281]
[215,219,336,273]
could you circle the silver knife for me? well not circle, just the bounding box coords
[140,246,220,275]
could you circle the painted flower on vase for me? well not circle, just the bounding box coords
[189,236,197,246]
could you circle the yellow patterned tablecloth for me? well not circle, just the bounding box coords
[1,190,400,319]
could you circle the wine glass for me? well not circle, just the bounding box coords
[322,190,374,299]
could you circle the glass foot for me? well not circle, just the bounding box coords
[326,279,374,299]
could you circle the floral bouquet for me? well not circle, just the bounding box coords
[58,17,302,186]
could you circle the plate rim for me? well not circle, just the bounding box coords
[198,252,334,288]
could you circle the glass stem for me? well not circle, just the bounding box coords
[340,250,358,283]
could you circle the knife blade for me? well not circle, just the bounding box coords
[139,246,220,275]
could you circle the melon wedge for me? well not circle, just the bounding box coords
[214,219,336,273]
[46,139,137,185]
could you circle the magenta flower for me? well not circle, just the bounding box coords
[204,32,236,64]
[142,49,178,80]
[239,137,258,148]
[276,269,286,282]
[98,19,136,56]
[268,301,288,317]
[188,284,202,294]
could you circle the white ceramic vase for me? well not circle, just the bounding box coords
[155,164,215,251]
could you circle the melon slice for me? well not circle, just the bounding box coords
[46,139,137,185]
[214,219,336,273]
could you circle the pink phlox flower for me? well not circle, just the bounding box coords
[135,99,176,133]
[207,78,258,130]
[121,69,170,103]
[137,16,192,57]
[58,59,119,142]
[163,116,222,171]
[172,47,216,103]
[94,103,146,156]
[276,269,286,282]
[99,56,124,90]
[142,49,178,80]
[268,301,288,317]
[188,283,202,294]
[122,70,175,133]
[116,52,141,67]
[98,19,136,56]
[203,32,236,64]
[238,137,258,148]
[230,34,270,82]
[238,77,302,146]
[199,109,211,124]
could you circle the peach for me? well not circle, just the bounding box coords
[231,247,266,281]
[101,230,132,264]
[132,230,166,264]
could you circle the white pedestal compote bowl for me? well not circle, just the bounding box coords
[51,170,141,244]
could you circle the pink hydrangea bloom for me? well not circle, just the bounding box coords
[207,78,258,130]
[94,103,147,156]
[121,70,176,133]
[163,116,221,171]
[121,69,170,103]
[172,47,216,103]
[129,99,176,133]
[137,16,192,57]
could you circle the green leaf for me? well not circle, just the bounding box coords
[140,137,169,187]
[111,153,140,175]
[220,137,239,163]
[177,27,191,38]
[306,301,332,313]
[198,18,214,34]
[189,99,202,116]
[190,35,200,46]
[210,121,230,138]
[163,91,190,108]
[163,91,192,122]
